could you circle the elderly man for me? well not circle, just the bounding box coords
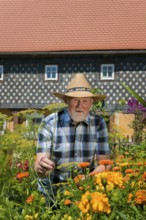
[34,73,110,194]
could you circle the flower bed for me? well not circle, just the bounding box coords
[0,132,146,219]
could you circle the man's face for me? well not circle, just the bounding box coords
[67,97,93,122]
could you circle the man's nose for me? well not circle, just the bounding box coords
[76,100,82,108]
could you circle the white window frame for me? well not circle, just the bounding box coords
[101,64,115,80]
[45,65,58,81]
[0,65,4,80]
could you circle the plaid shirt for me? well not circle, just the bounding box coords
[37,108,110,192]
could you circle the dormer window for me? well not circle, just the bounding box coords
[101,64,114,80]
[0,65,4,80]
[45,65,58,80]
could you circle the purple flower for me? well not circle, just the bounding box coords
[127,98,146,114]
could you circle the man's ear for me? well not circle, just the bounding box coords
[63,97,68,104]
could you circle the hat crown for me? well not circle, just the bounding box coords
[67,73,91,90]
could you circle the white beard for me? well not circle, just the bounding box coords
[70,111,86,123]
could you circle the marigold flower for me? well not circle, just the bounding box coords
[128,193,133,202]
[64,199,72,205]
[64,190,72,196]
[77,191,111,214]
[112,166,121,171]
[99,159,113,165]
[90,192,111,214]
[77,191,90,213]
[78,186,84,190]
[26,195,34,204]
[16,172,29,179]
[137,162,144,166]
[117,162,131,167]
[78,162,90,168]
[142,172,146,181]
[74,175,85,184]
[94,171,124,190]
[135,190,146,205]
[125,169,134,174]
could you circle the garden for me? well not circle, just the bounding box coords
[0,86,146,220]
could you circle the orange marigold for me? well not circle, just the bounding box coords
[16,172,29,179]
[135,190,146,205]
[99,159,113,165]
[112,166,121,171]
[78,162,90,168]
[64,199,72,205]
[26,195,34,204]
[125,169,134,174]
[137,162,144,166]
[142,172,146,181]
[74,175,85,184]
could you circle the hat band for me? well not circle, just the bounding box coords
[67,87,91,93]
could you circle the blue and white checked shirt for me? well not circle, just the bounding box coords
[37,107,110,191]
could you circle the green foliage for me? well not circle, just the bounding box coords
[121,83,146,107]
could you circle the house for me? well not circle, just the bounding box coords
[0,0,146,140]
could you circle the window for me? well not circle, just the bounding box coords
[45,65,58,80]
[101,64,114,80]
[0,65,4,80]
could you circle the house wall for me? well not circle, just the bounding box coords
[0,53,146,132]
[110,112,134,142]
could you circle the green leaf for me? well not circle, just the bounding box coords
[121,83,146,107]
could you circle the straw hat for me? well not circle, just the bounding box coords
[53,73,106,103]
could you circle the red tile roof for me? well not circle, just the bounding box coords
[0,0,146,52]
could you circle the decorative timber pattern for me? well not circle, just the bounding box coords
[0,55,146,112]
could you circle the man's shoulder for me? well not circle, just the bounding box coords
[43,108,66,123]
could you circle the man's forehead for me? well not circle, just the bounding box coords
[68,97,93,100]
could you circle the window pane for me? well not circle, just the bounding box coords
[103,66,107,72]
[103,71,107,77]
[108,72,112,77]
[108,66,112,72]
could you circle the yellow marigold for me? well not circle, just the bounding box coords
[77,191,91,213]
[94,171,124,189]
[99,159,113,165]
[77,191,111,214]
[78,162,90,168]
[135,190,146,205]
[117,162,132,167]
[16,172,29,179]
[128,193,133,202]
[90,191,111,214]
[106,172,124,188]
[64,190,72,196]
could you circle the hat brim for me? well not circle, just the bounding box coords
[53,91,106,103]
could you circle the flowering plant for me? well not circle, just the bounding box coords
[0,121,146,219]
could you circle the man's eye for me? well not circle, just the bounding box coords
[84,100,89,103]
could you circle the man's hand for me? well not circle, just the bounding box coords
[34,154,55,177]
